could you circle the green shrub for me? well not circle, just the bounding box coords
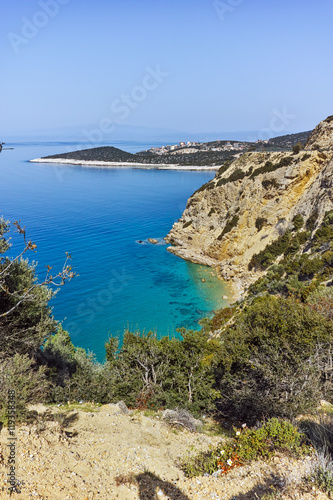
[180,418,309,477]
[302,153,311,161]
[183,220,192,228]
[209,306,236,331]
[306,210,319,231]
[47,347,114,405]
[249,231,291,270]
[218,215,239,240]
[105,329,221,414]
[292,142,303,154]
[0,258,57,358]
[266,264,285,281]
[292,214,304,231]
[44,326,76,365]
[302,415,333,495]
[217,160,232,175]
[284,235,300,257]
[250,156,293,180]
[278,156,294,167]
[310,457,333,496]
[313,210,333,244]
[262,179,278,189]
[0,354,49,423]
[216,169,246,187]
[215,296,333,422]
[255,217,267,232]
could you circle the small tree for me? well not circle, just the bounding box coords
[0,218,75,357]
[105,329,221,413]
[292,142,303,154]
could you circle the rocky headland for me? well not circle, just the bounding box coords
[166,117,333,299]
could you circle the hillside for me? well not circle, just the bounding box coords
[0,403,326,500]
[35,131,312,168]
[166,117,333,297]
[263,130,311,151]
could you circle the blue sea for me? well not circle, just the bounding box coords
[0,141,228,361]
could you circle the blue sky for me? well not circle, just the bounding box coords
[1,0,333,139]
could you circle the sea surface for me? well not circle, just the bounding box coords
[0,141,228,361]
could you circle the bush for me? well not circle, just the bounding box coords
[309,454,333,496]
[214,296,333,422]
[292,214,304,231]
[180,418,309,477]
[306,210,319,231]
[292,142,303,154]
[262,178,278,189]
[105,329,221,414]
[313,210,333,245]
[0,219,74,360]
[250,156,293,180]
[217,160,232,176]
[0,354,49,423]
[249,231,291,270]
[0,258,57,358]
[307,287,333,321]
[47,347,114,404]
[216,169,246,186]
[255,217,267,232]
[218,215,239,240]
[302,415,333,495]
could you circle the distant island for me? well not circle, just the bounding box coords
[30,131,311,170]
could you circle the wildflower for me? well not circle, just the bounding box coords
[236,431,240,436]
[227,459,233,466]
[220,450,225,455]
[242,423,246,428]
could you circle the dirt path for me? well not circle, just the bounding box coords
[0,404,329,499]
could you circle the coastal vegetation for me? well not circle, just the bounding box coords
[2,211,332,426]
[1,120,332,496]
[37,131,312,168]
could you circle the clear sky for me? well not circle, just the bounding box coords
[1,0,333,139]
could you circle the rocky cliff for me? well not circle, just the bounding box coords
[166,117,333,297]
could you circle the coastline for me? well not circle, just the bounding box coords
[166,246,244,305]
[30,158,219,171]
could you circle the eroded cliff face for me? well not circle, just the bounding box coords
[166,117,333,294]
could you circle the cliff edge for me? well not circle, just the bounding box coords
[166,117,333,296]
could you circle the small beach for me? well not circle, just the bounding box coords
[30,157,219,171]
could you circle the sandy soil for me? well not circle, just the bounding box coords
[0,404,329,500]
[30,158,219,171]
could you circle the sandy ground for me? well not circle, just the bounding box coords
[0,404,329,500]
[30,158,219,171]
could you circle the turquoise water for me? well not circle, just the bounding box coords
[0,141,228,360]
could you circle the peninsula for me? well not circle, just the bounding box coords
[30,132,310,170]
